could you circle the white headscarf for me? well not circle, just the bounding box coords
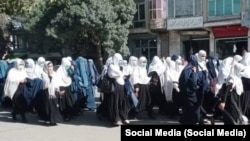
[25,58,37,79]
[163,57,182,102]
[108,53,125,85]
[137,56,151,85]
[227,62,244,95]
[196,50,207,71]
[148,56,165,76]
[126,56,138,76]
[34,57,46,79]
[56,57,72,87]
[216,56,244,95]
[148,56,165,89]
[100,56,113,79]
[41,61,60,96]
[126,56,139,86]
[4,58,28,99]
[241,52,250,66]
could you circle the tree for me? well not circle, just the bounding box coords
[0,0,36,59]
[0,0,36,15]
[23,0,136,68]
[0,13,10,59]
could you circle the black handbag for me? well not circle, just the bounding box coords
[98,74,115,93]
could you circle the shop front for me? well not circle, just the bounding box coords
[213,25,249,59]
[181,32,209,60]
[167,16,208,60]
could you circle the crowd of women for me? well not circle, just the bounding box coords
[0,56,99,125]
[96,47,250,126]
[1,46,250,126]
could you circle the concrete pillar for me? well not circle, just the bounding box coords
[145,0,150,29]
[169,31,181,56]
[159,33,169,57]
[242,0,247,11]
[203,0,208,22]
[209,32,215,56]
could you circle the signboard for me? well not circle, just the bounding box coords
[241,10,250,27]
[167,17,203,30]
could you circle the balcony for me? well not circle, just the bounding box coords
[149,18,166,30]
[149,0,167,30]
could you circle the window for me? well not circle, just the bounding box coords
[11,35,26,50]
[208,0,241,17]
[215,37,248,59]
[131,39,157,62]
[149,0,166,19]
[133,3,146,28]
[248,0,250,9]
[168,0,202,18]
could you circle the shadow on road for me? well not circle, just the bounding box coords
[0,106,124,128]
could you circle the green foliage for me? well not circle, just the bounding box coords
[0,0,36,58]
[0,13,10,59]
[22,0,136,56]
[0,0,35,15]
[0,13,10,38]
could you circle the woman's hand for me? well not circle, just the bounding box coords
[20,79,27,83]
[218,102,225,110]
[58,90,65,96]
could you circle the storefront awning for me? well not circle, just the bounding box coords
[212,25,248,38]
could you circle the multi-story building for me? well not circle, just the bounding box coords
[204,0,249,59]
[128,0,250,61]
[10,0,250,62]
[128,0,168,62]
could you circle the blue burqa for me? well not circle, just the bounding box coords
[75,57,96,109]
[0,60,8,101]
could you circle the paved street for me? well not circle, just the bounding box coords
[0,90,225,141]
[0,105,181,141]
[0,104,226,141]
[0,90,224,141]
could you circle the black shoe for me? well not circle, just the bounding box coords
[96,112,103,121]
[12,112,17,120]
[148,114,157,119]
[64,117,71,122]
[21,115,27,123]
[49,123,57,126]
[88,108,96,112]
[22,118,28,123]
[29,108,36,114]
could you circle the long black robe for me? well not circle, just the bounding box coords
[179,55,201,125]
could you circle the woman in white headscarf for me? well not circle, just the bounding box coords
[216,56,247,125]
[34,57,46,79]
[107,53,130,126]
[124,56,140,118]
[4,58,28,122]
[148,56,166,115]
[39,61,63,126]
[96,56,114,121]
[134,56,153,118]
[164,55,183,118]
[56,57,75,121]
[24,58,43,113]
[237,46,250,119]
[195,50,210,124]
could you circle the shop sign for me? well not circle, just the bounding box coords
[167,17,203,30]
[241,10,250,27]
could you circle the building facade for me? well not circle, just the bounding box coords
[129,0,250,60]
[128,0,168,62]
